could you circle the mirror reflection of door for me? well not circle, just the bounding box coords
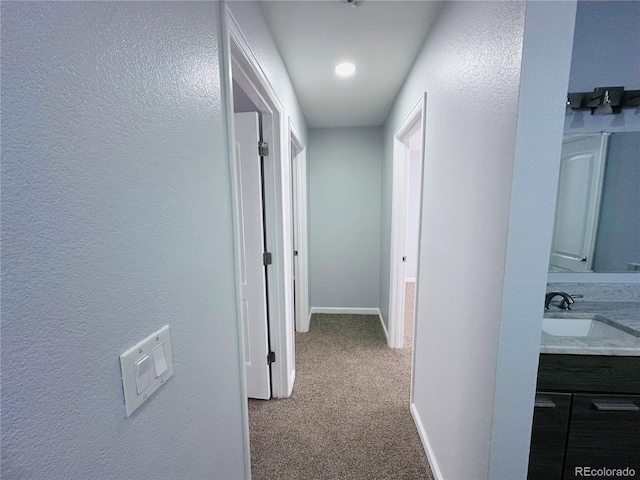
[549,134,608,273]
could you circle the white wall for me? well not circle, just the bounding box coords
[1,3,247,480]
[228,1,308,145]
[488,3,577,478]
[379,2,575,479]
[405,132,422,281]
[308,127,382,309]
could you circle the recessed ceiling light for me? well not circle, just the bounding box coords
[335,62,357,77]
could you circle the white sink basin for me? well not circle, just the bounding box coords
[542,317,632,339]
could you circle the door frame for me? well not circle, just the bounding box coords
[221,3,294,409]
[289,119,310,334]
[388,95,427,350]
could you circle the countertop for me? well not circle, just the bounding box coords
[540,301,640,356]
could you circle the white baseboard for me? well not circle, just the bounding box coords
[411,403,444,480]
[406,277,416,283]
[309,307,380,315]
[288,369,295,396]
[377,309,388,342]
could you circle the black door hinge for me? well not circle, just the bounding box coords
[263,252,272,266]
[267,351,276,365]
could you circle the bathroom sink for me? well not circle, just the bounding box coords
[541,317,633,339]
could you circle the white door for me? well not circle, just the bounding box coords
[549,134,608,272]
[234,112,270,400]
[290,146,299,378]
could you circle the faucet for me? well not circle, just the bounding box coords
[545,291,577,310]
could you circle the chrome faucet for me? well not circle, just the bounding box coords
[545,291,577,310]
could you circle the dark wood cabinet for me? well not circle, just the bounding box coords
[528,392,571,480]
[564,394,640,479]
[528,355,640,480]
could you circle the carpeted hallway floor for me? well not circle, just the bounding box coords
[248,282,434,479]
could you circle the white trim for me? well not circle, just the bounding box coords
[411,403,444,480]
[388,95,427,350]
[222,4,293,403]
[288,369,295,397]
[377,309,389,342]
[289,119,310,333]
[309,307,380,315]
[405,277,416,283]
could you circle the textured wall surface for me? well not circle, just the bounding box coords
[229,1,308,145]
[379,1,576,478]
[380,2,528,478]
[1,3,247,479]
[488,3,577,478]
[308,127,382,309]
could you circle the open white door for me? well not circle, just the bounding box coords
[234,112,271,400]
[388,96,425,350]
[291,144,299,330]
[549,134,608,272]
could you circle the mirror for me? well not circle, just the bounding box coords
[549,131,640,273]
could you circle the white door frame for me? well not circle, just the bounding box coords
[388,95,427,350]
[221,3,294,409]
[289,119,310,334]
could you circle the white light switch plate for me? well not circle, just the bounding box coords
[120,325,174,417]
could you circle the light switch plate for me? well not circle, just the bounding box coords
[120,325,174,417]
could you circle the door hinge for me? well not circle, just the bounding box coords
[294,250,298,256]
[263,252,272,266]
[267,351,276,365]
[259,141,269,157]
[402,256,407,262]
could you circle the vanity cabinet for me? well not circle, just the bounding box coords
[528,392,571,480]
[528,355,640,480]
[564,394,640,478]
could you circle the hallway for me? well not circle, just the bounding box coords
[248,283,433,479]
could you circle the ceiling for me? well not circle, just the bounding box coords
[260,1,443,128]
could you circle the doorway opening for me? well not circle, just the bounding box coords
[289,120,310,335]
[232,84,272,400]
[222,5,296,404]
[388,95,427,351]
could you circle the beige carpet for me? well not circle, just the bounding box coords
[248,282,433,479]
